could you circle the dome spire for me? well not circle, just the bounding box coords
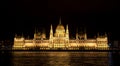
[59,17,61,25]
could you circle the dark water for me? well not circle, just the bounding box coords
[0,51,120,66]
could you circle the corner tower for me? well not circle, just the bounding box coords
[50,24,53,40]
[66,24,69,39]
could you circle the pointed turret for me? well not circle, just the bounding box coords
[41,28,46,39]
[84,27,87,40]
[66,24,68,33]
[59,17,61,25]
[50,24,53,39]
[104,32,108,42]
[50,24,53,33]
[76,27,79,40]
[66,24,69,39]
[34,27,37,39]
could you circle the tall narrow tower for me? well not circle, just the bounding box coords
[105,32,108,43]
[34,27,37,39]
[66,24,69,39]
[84,28,87,40]
[76,28,79,40]
[50,24,53,40]
[59,17,61,25]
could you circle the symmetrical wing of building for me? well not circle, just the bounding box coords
[13,18,109,50]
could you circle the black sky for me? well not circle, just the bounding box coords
[0,0,119,41]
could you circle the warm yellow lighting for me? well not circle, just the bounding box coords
[13,18,109,50]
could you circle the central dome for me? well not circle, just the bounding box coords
[54,18,65,37]
[56,17,65,31]
[56,24,65,33]
[56,24,65,30]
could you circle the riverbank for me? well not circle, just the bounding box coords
[0,49,120,52]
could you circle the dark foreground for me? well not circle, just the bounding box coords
[0,50,120,66]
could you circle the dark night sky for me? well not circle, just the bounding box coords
[0,0,119,41]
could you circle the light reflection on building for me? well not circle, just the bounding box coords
[13,18,109,50]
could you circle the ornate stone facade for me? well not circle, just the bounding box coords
[13,18,109,50]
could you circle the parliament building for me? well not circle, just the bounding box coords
[13,18,109,50]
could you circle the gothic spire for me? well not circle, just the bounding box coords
[50,24,53,39]
[50,24,53,31]
[66,24,69,33]
[66,24,69,39]
[50,24,53,35]
[59,17,61,25]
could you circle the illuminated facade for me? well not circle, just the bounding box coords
[13,18,109,50]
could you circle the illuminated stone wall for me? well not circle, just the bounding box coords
[13,19,109,50]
